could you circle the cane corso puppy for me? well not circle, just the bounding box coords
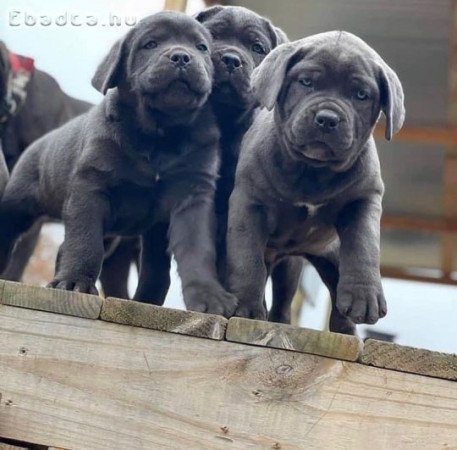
[227,31,405,333]
[192,5,303,323]
[0,41,92,281]
[116,6,302,319]
[0,12,237,315]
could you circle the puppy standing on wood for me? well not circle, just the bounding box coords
[0,41,92,281]
[195,6,303,323]
[227,31,405,334]
[131,5,303,320]
[0,12,237,315]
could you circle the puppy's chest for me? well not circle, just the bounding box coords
[107,143,208,233]
[266,202,338,260]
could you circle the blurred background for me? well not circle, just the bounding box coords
[1,0,456,352]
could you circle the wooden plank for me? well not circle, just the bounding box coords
[0,281,102,320]
[382,214,457,233]
[373,125,457,151]
[361,339,457,381]
[1,305,457,449]
[164,0,187,11]
[226,317,363,361]
[101,297,227,340]
[441,0,457,275]
[0,444,29,450]
[381,266,457,286]
[441,155,457,275]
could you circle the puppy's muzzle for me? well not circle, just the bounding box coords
[167,48,192,68]
[221,52,242,73]
[314,109,341,133]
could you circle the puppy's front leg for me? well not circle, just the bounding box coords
[134,222,171,305]
[49,190,109,295]
[169,193,238,317]
[226,191,269,320]
[336,196,387,324]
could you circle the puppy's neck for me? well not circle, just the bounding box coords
[105,88,201,137]
[212,98,257,133]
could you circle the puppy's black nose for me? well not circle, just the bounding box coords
[170,52,191,67]
[221,53,242,72]
[314,109,340,132]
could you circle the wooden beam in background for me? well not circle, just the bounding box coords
[441,156,457,275]
[373,125,457,150]
[441,0,457,277]
[164,0,188,12]
[382,215,457,233]
[381,266,457,286]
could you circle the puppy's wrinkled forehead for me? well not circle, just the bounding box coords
[301,32,382,72]
[133,12,212,47]
[297,48,377,82]
[203,7,270,41]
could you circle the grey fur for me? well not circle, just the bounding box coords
[0,12,237,315]
[0,40,92,280]
[226,31,405,332]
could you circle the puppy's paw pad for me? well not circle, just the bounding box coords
[235,303,267,320]
[336,280,386,325]
[186,285,238,318]
[48,278,98,295]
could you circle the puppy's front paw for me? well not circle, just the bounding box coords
[48,277,99,295]
[184,282,238,318]
[235,302,267,320]
[336,278,387,324]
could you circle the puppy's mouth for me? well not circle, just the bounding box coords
[301,142,337,162]
[166,78,202,97]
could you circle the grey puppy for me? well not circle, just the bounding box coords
[0,41,92,281]
[107,5,303,320]
[197,5,302,323]
[0,12,237,315]
[226,31,405,333]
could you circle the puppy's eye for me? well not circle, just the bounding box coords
[143,40,157,50]
[356,89,369,100]
[196,43,208,52]
[299,78,313,88]
[252,43,266,54]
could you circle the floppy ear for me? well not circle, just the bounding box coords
[273,27,289,45]
[91,37,125,95]
[262,18,289,47]
[194,5,225,23]
[251,42,300,111]
[379,62,405,140]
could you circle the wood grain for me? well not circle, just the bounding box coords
[361,339,457,381]
[226,317,363,361]
[101,297,227,340]
[0,443,29,450]
[0,281,102,320]
[2,305,456,450]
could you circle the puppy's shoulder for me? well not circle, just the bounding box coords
[350,136,384,197]
[239,108,277,167]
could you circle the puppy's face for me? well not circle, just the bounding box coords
[253,32,405,172]
[281,47,381,171]
[92,12,213,117]
[196,6,287,109]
